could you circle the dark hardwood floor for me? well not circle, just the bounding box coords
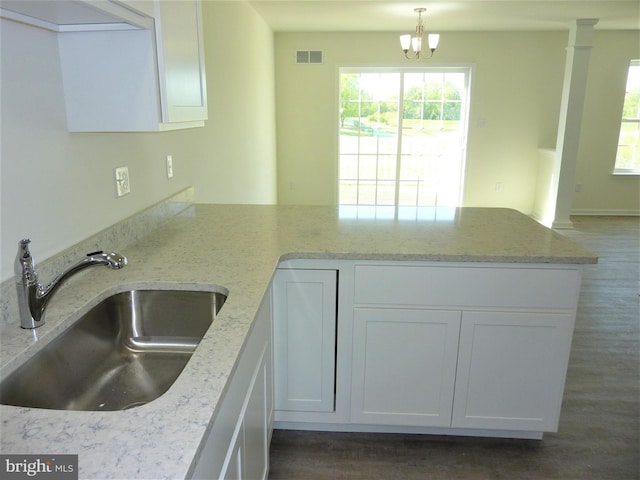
[268,216,639,480]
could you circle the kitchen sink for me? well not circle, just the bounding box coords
[0,289,227,411]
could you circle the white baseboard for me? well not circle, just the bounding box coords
[530,209,639,229]
[551,218,574,230]
[571,209,640,216]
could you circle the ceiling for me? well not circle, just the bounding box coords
[248,1,640,32]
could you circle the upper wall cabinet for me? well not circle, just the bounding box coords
[0,0,208,132]
[0,0,154,31]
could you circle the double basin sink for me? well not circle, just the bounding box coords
[0,289,226,411]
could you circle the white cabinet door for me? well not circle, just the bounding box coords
[452,311,575,432]
[243,350,269,480]
[350,308,461,427]
[273,269,337,413]
[56,0,207,131]
[155,0,208,123]
[220,423,244,480]
[219,345,269,480]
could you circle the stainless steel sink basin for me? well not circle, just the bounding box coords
[0,289,226,411]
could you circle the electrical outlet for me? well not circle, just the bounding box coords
[495,182,503,192]
[114,166,130,197]
[166,155,174,179]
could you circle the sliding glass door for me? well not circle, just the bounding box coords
[339,67,471,208]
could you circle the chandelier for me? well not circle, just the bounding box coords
[400,8,440,59]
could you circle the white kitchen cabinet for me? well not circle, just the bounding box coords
[219,345,269,480]
[220,428,242,480]
[350,308,461,427]
[0,0,153,32]
[152,0,208,125]
[59,0,207,131]
[452,311,575,432]
[273,269,337,413]
[2,0,207,132]
[243,348,270,480]
[346,262,582,437]
[190,291,272,480]
[269,260,581,439]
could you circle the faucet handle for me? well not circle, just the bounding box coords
[18,238,32,257]
[16,238,37,285]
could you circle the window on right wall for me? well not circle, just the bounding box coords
[614,60,640,175]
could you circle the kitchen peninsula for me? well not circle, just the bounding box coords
[0,201,597,479]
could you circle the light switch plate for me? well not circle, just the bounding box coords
[115,166,130,197]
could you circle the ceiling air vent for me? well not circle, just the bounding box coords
[296,50,323,64]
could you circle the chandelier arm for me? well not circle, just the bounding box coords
[403,50,421,60]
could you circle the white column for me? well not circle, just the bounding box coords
[551,18,598,229]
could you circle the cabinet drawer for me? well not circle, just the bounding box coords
[354,265,580,310]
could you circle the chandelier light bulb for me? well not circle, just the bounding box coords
[400,34,411,51]
[412,36,422,53]
[428,33,440,50]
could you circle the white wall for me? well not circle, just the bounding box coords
[195,1,277,204]
[0,1,277,283]
[274,30,639,214]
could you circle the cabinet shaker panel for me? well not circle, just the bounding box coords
[242,349,270,480]
[155,0,207,123]
[452,311,574,431]
[273,269,337,413]
[350,308,461,427]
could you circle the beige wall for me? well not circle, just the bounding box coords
[195,1,277,204]
[573,30,640,214]
[275,30,639,214]
[1,3,637,282]
[0,2,277,282]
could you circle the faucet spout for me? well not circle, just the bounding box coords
[15,239,128,329]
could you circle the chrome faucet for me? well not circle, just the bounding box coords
[15,239,128,329]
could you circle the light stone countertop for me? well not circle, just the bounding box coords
[0,205,597,480]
